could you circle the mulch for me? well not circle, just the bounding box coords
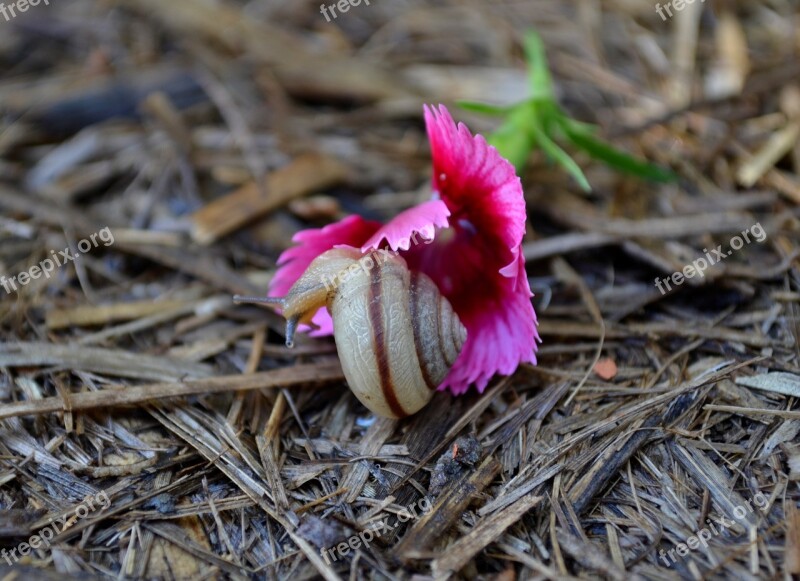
[0,1,798,579]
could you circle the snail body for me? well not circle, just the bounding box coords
[235,248,467,418]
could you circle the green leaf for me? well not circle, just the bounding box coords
[559,117,599,137]
[561,122,677,183]
[471,29,675,188]
[488,109,537,172]
[457,100,514,116]
[528,109,591,191]
[523,31,554,100]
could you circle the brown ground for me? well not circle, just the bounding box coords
[1,1,799,579]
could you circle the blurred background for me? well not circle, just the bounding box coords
[1,1,799,579]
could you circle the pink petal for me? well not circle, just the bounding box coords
[361,200,450,253]
[424,105,526,279]
[269,215,381,336]
[397,105,538,394]
[440,254,539,394]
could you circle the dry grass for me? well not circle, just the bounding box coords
[1,0,799,579]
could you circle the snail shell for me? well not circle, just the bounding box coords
[234,247,467,418]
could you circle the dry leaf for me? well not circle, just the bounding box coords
[735,372,800,398]
[593,358,618,380]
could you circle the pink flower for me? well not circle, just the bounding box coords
[269,105,539,394]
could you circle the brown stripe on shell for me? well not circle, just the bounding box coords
[368,264,407,418]
[446,297,466,361]
[408,271,466,389]
[409,271,439,391]
[438,295,459,367]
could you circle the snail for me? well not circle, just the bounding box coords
[234,247,467,418]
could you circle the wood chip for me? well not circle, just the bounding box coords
[433,494,542,577]
[190,153,347,245]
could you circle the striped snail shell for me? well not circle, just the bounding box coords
[234,247,467,418]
